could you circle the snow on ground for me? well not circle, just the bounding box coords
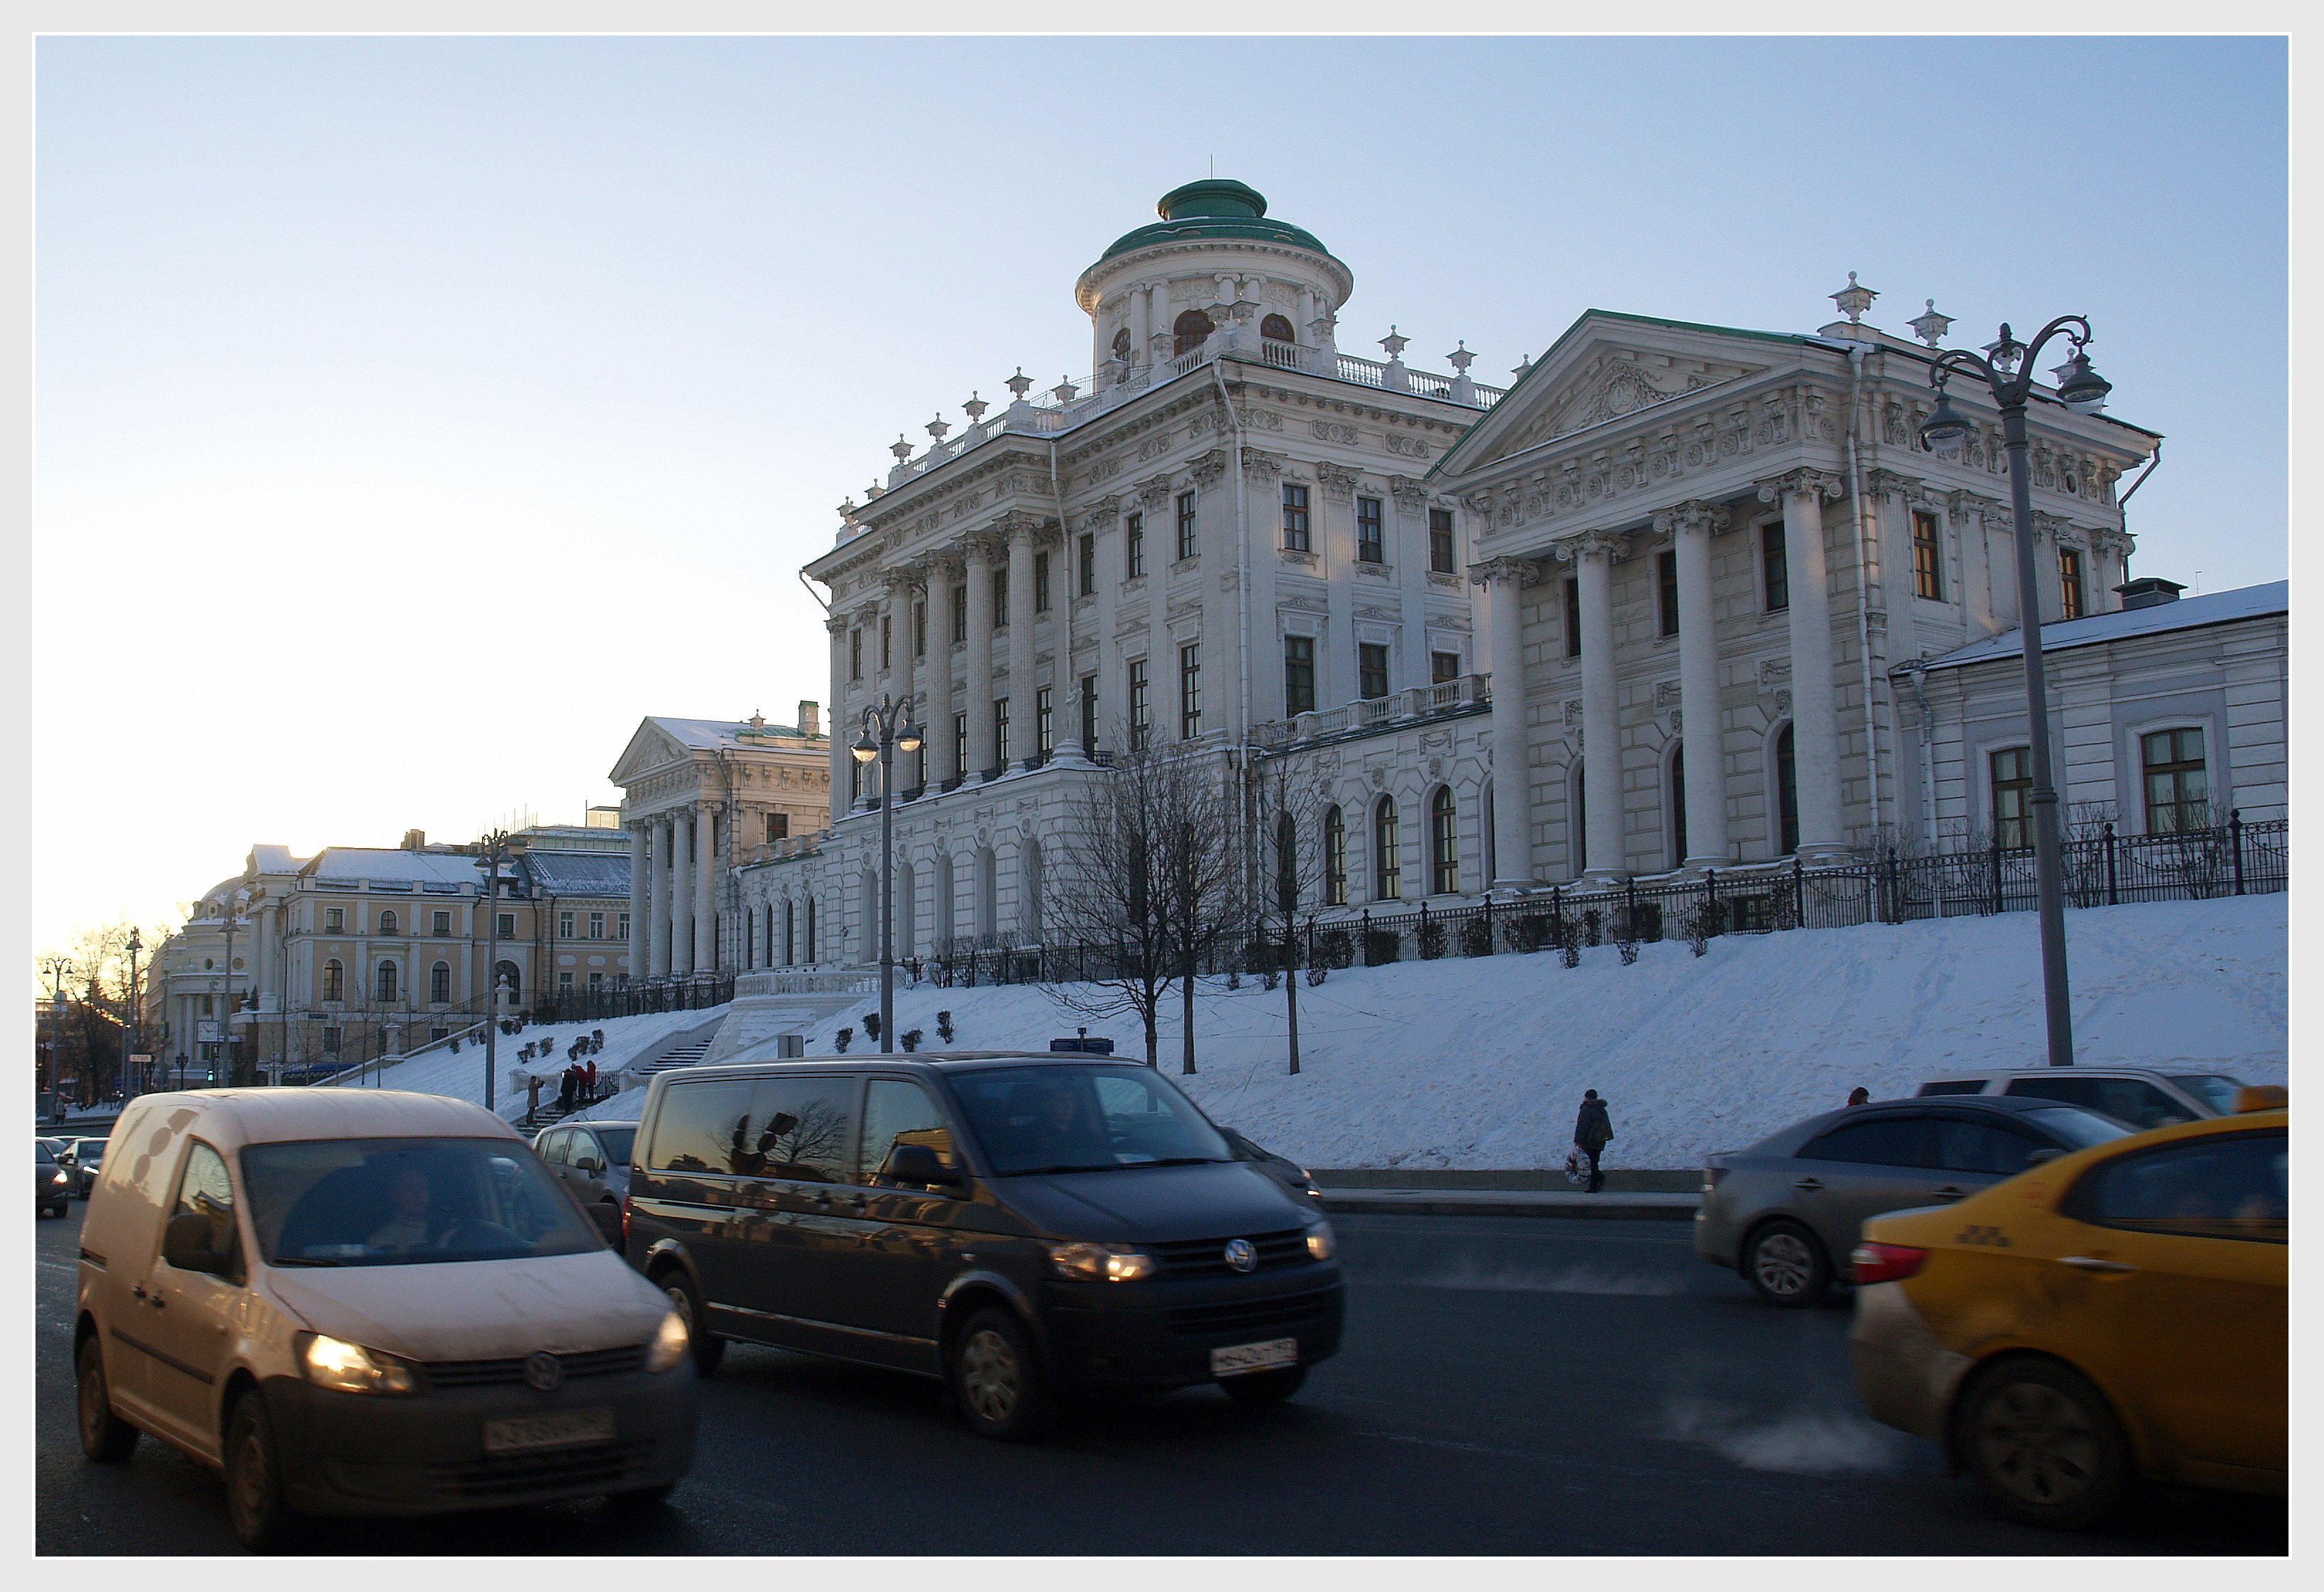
[567,1086,649,1124]
[331,1006,728,1121]
[785,895,2287,1171]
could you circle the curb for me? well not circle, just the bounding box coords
[1322,1190,1700,1222]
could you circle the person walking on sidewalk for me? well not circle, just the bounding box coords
[1573,1089,1613,1194]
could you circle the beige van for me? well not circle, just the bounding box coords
[73,1089,698,1550]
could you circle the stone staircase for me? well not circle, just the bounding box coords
[628,1036,718,1082]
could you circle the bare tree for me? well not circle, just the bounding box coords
[1251,757,1332,1075]
[1160,753,1244,1076]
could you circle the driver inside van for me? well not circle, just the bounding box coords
[366,1164,434,1255]
[1026,1079,1111,1166]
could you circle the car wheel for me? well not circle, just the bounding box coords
[656,1268,724,1376]
[950,1307,1053,1442]
[1961,1358,2132,1530]
[224,1393,300,1552]
[75,1336,139,1463]
[1743,1219,1830,1307]
[1220,1366,1308,1405]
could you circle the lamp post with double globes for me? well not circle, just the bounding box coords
[1917,317,2114,1070]
[852,697,923,1055]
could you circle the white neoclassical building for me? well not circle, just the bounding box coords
[728,178,2178,970]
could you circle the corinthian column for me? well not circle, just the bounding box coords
[649,816,673,977]
[1004,517,1039,769]
[693,799,716,970]
[826,613,850,823]
[669,811,694,973]
[627,820,646,982]
[1659,500,1731,868]
[962,530,1002,776]
[887,568,923,790]
[1760,470,1847,859]
[1470,555,1539,889]
[1557,530,1630,881]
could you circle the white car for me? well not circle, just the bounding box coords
[1912,1067,2244,1132]
[72,1089,698,1551]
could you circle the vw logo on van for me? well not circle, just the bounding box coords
[1224,1239,1258,1273]
[522,1351,565,1392]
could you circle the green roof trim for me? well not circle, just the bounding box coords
[1097,178,1339,265]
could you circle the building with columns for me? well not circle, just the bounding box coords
[711,178,2213,972]
[608,709,833,982]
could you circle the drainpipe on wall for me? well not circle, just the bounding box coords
[1842,343,1885,847]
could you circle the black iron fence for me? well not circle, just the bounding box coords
[894,813,2284,989]
[532,972,734,1025]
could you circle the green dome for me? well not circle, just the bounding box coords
[1097,179,1336,264]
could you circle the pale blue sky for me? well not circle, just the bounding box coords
[33,34,2288,953]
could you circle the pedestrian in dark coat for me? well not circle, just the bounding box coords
[1847,1086,1871,1107]
[1573,1089,1613,1194]
[558,1067,576,1112]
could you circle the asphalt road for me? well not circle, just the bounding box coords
[35,1204,2286,1556]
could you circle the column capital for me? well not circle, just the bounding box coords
[958,529,1006,563]
[919,548,965,581]
[2090,527,2136,559]
[1388,473,1429,511]
[1467,556,1541,588]
[2033,511,2079,544]
[1315,460,1360,503]
[1551,529,1631,564]
[994,510,1043,544]
[1652,499,1731,539]
[1188,448,1229,488]
[1239,447,1286,481]
[824,612,850,635]
[1946,488,2006,522]
[1863,467,1927,501]
[1755,468,1844,504]
[1079,493,1123,530]
[1135,473,1176,509]
[883,566,925,599]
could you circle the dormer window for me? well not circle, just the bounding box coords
[1260,313,1295,344]
[1173,310,1215,357]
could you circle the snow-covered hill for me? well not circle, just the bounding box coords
[784,895,2288,1171]
[324,1005,728,1121]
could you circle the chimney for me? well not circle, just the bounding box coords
[2114,576,2185,612]
[401,829,426,850]
[799,700,821,737]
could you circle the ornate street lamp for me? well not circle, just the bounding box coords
[1918,316,2113,1068]
[474,828,513,1109]
[853,696,923,1053]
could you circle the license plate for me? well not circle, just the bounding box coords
[1210,1337,1298,1378]
[483,1407,615,1454]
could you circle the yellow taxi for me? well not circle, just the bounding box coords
[1849,1087,2286,1530]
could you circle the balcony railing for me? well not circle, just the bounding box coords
[1250,673,1492,751]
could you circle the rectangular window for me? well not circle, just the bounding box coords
[850,628,862,681]
[325,906,344,933]
[953,713,968,779]
[1126,512,1146,578]
[1128,658,1150,749]
[1078,532,1096,596]
[765,812,788,842]
[950,583,967,645]
[588,972,603,992]
[1080,674,1098,752]
[559,972,574,993]
[2059,547,2086,620]
[1991,747,2033,850]
[848,758,860,804]
[618,911,630,940]
[1324,809,1347,906]
[557,911,575,940]
[913,601,926,658]
[1763,522,1789,612]
[1912,509,1944,601]
[322,1027,342,1055]
[1036,686,1053,758]
[994,698,1009,767]
[1284,635,1316,716]
[1658,549,1680,637]
[1356,496,1385,564]
[992,570,1009,629]
[1429,507,1457,574]
[880,615,892,670]
[1359,642,1391,700]
[1034,551,1051,613]
[431,909,449,936]
[1564,577,1582,658]
[1281,483,1311,551]
[1176,491,1199,561]
[497,912,515,939]
[2142,728,2208,834]
[588,911,605,940]
[1374,799,1402,901]
[1179,643,1202,738]
[1431,650,1462,685]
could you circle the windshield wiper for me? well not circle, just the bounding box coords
[1003,1163,1118,1177]
[1119,1156,1227,1168]
[271,1256,355,1266]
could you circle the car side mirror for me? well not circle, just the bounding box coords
[575,1157,601,1177]
[161,1210,233,1275]
[2025,1148,2065,1168]
[882,1143,960,1189]
[585,1202,623,1246]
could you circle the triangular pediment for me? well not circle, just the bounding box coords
[1434,312,1792,481]
[608,720,696,786]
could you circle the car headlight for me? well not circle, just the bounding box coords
[1305,1223,1337,1261]
[51,1170,67,1185]
[1047,1241,1156,1283]
[644,1310,690,1373]
[298,1333,419,1395]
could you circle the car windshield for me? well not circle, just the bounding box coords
[36,1143,53,1165]
[589,1127,637,1165]
[948,1064,1231,1176]
[2021,1105,2132,1149]
[242,1136,602,1268]
[2166,1075,2246,1115]
[77,1143,105,1165]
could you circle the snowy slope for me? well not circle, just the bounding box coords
[783,896,2287,1171]
[326,1006,728,1121]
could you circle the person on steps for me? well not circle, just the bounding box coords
[1573,1089,1613,1194]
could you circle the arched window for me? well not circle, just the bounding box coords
[1775,725,1799,857]
[934,855,956,948]
[1374,796,1402,901]
[1323,806,1347,907]
[494,960,521,999]
[1273,811,1298,916]
[378,909,398,935]
[429,961,451,1004]
[805,896,816,962]
[857,868,879,960]
[1112,326,1133,363]
[898,862,917,957]
[322,959,344,1002]
[1173,309,1215,358]
[376,960,399,1003]
[1430,786,1459,896]
[976,847,999,942]
[1260,313,1295,344]
[1669,742,1688,869]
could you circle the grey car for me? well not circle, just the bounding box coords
[36,1141,70,1218]
[67,1136,107,1199]
[535,1119,637,1214]
[1694,1095,2127,1307]
[1913,1067,2244,1129]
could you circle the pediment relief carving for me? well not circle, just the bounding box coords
[1489,346,1765,464]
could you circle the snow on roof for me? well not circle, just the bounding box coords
[522,850,632,898]
[648,715,820,750]
[1920,581,2287,672]
[302,847,486,888]
[251,844,307,876]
